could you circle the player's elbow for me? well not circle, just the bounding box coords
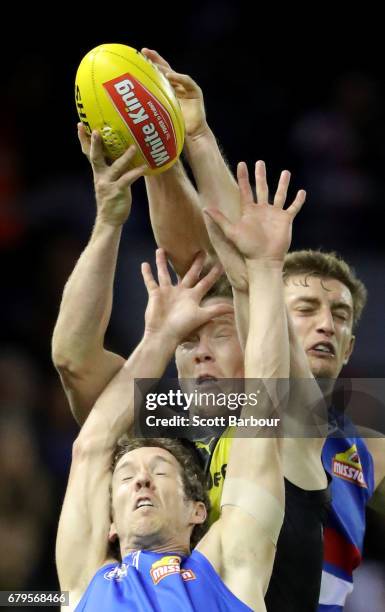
[71,436,87,462]
[51,332,74,370]
[51,341,90,381]
[72,426,105,460]
[72,435,94,461]
[52,346,70,372]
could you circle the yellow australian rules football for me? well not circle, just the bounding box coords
[75,44,185,174]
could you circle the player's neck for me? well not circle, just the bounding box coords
[122,535,190,558]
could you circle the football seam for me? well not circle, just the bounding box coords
[90,48,108,125]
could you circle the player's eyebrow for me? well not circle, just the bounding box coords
[291,297,321,306]
[330,301,353,315]
[149,456,175,469]
[114,459,135,473]
[291,296,352,315]
[115,455,174,473]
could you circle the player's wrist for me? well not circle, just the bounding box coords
[145,159,184,181]
[246,256,285,271]
[142,328,180,353]
[94,213,128,230]
[246,258,285,287]
[185,121,211,143]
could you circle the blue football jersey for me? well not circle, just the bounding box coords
[75,549,252,611]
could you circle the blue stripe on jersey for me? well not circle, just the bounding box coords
[322,561,353,583]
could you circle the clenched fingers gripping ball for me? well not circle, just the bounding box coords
[75,44,185,174]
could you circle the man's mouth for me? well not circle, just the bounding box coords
[135,497,154,510]
[196,375,218,385]
[308,342,336,358]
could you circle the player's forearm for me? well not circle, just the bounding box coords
[146,160,212,276]
[185,126,240,223]
[78,332,176,446]
[234,273,314,372]
[286,312,327,460]
[246,260,289,380]
[287,312,312,378]
[233,289,248,351]
[227,262,288,472]
[224,262,286,512]
[52,220,122,371]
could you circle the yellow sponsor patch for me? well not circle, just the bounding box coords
[150,556,196,585]
[332,444,367,488]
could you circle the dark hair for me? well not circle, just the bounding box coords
[283,250,367,328]
[199,250,366,328]
[112,437,210,550]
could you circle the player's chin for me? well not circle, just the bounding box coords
[133,518,162,538]
[309,357,338,379]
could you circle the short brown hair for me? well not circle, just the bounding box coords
[204,274,233,300]
[113,438,210,549]
[283,250,367,328]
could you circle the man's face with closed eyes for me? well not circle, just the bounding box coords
[175,298,244,385]
[110,446,206,552]
[284,275,355,379]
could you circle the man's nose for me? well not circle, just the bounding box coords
[316,308,336,336]
[134,471,152,490]
[194,337,214,364]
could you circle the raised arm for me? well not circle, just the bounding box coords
[56,251,231,607]
[208,160,327,482]
[145,157,212,275]
[51,129,146,424]
[141,49,212,275]
[154,52,254,335]
[197,160,306,610]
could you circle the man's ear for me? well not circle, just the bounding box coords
[343,335,356,365]
[191,501,207,526]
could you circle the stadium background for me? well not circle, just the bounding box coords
[0,8,384,610]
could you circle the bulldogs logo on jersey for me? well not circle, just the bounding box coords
[104,563,128,581]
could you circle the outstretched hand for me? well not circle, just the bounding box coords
[141,48,207,139]
[142,249,233,346]
[204,161,306,264]
[78,124,146,226]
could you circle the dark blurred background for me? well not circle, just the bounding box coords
[0,7,384,610]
